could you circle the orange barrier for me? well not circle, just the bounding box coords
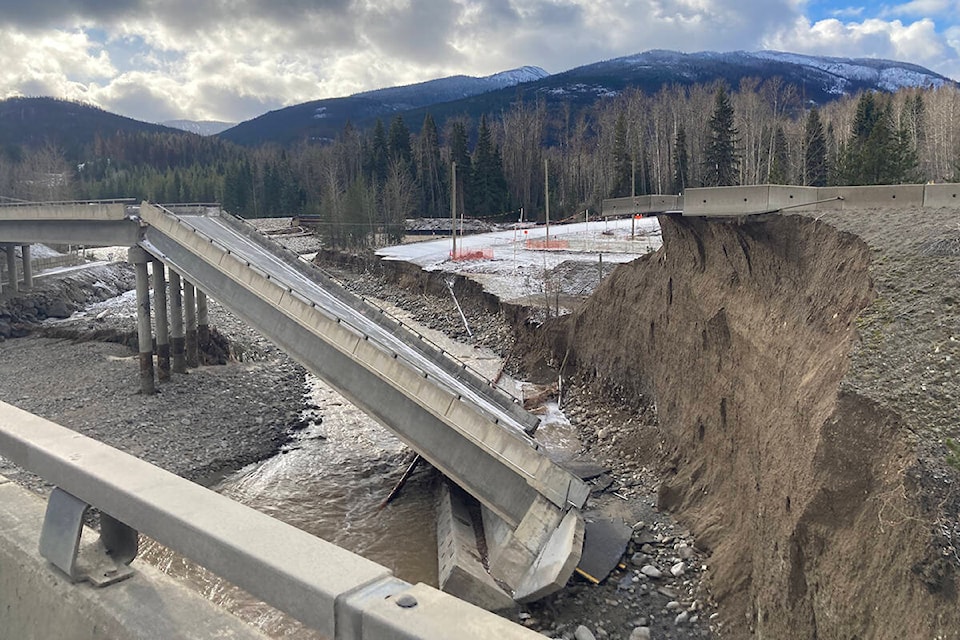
[450,248,493,261]
[524,239,569,250]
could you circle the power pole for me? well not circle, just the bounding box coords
[544,158,550,246]
[451,161,457,258]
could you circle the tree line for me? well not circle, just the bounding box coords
[3,80,960,248]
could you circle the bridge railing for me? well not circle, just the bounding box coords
[0,400,539,639]
[215,208,539,432]
[0,198,138,209]
[152,203,539,436]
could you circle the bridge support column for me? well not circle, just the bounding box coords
[152,260,170,382]
[197,290,209,359]
[5,245,18,294]
[183,281,199,369]
[20,245,32,289]
[169,270,186,374]
[128,247,155,395]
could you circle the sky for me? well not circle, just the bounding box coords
[0,0,958,125]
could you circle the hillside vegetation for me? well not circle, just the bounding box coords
[2,77,960,249]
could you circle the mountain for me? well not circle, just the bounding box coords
[353,66,549,110]
[219,50,954,147]
[162,119,236,136]
[536,49,951,102]
[0,97,180,157]
[219,66,549,146]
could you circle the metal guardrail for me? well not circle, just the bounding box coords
[166,205,538,434]
[0,401,540,639]
[219,209,539,431]
[0,198,137,208]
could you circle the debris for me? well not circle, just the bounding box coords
[378,454,422,510]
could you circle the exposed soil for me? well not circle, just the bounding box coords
[543,210,960,638]
[315,253,720,640]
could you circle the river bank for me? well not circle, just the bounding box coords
[0,262,306,491]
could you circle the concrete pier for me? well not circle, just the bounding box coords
[183,282,199,368]
[4,244,18,294]
[197,290,210,358]
[129,247,155,395]
[152,260,171,382]
[20,244,32,289]
[169,270,186,374]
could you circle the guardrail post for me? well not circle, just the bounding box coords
[4,244,18,294]
[128,247,155,395]
[197,289,210,356]
[184,281,199,368]
[169,269,186,374]
[38,487,137,586]
[152,259,171,382]
[20,244,32,289]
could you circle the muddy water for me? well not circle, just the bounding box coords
[139,297,583,637]
[139,374,439,638]
[218,375,439,586]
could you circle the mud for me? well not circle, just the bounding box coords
[548,212,960,638]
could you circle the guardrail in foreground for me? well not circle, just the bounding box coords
[0,401,540,639]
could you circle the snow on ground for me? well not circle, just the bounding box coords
[377,217,662,302]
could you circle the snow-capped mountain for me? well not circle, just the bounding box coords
[162,120,236,136]
[541,49,952,103]
[745,50,948,93]
[352,66,549,110]
[221,65,550,145]
[219,50,955,146]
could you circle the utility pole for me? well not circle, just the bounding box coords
[451,161,457,259]
[544,158,550,247]
[632,158,637,240]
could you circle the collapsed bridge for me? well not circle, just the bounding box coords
[0,199,591,617]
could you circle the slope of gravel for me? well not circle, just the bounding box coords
[0,273,307,492]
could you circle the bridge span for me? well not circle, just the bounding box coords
[0,199,590,626]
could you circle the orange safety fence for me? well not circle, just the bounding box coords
[450,247,494,261]
[524,239,569,250]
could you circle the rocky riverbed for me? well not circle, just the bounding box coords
[0,262,306,492]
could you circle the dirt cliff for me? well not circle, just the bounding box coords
[553,211,960,638]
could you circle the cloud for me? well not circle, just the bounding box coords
[880,0,957,18]
[831,6,865,18]
[0,27,115,101]
[0,0,957,123]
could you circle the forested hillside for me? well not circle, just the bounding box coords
[2,80,959,250]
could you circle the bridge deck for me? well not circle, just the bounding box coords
[139,205,587,529]
[0,200,590,597]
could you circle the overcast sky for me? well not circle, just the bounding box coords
[1,0,958,124]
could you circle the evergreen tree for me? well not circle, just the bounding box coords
[672,123,689,194]
[365,119,389,185]
[768,125,790,184]
[703,86,739,186]
[387,115,414,175]
[838,92,915,185]
[803,108,828,187]
[470,115,510,216]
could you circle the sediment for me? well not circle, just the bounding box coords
[549,211,960,638]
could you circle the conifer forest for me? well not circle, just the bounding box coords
[3,79,959,249]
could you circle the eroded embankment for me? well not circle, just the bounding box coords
[553,214,960,638]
